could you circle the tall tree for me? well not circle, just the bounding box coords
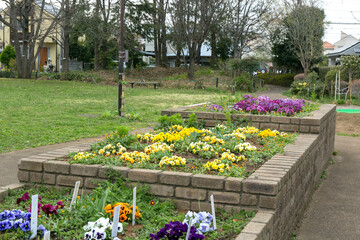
[0,0,63,78]
[170,0,226,83]
[226,0,272,59]
[284,4,324,73]
[152,0,169,67]
[62,0,77,72]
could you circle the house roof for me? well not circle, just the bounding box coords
[323,41,334,50]
[327,41,360,57]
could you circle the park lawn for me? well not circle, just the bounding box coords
[0,78,232,153]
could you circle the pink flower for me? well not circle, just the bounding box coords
[16,192,29,204]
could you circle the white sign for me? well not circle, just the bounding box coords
[30,195,38,239]
[70,181,81,212]
[185,219,194,240]
[43,231,51,240]
[132,187,137,226]
[111,205,121,237]
[210,195,217,230]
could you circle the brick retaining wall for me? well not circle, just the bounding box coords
[17,104,336,240]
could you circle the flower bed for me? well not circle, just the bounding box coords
[189,95,319,117]
[0,181,255,240]
[69,124,296,179]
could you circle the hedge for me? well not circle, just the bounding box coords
[257,73,295,87]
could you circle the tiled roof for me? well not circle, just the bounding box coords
[323,41,334,50]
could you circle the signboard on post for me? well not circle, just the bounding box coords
[118,50,128,63]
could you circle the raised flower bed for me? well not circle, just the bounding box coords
[0,180,255,239]
[16,97,336,239]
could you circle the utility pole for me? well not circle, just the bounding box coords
[118,0,125,116]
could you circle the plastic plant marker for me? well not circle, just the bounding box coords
[70,181,81,212]
[111,205,121,237]
[210,195,217,230]
[30,195,38,239]
[43,231,51,240]
[132,187,136,226]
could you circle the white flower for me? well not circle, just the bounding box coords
[84,231,93,240]
[111,222,123,233]
[83,221,96,231]
[92,227,106,240]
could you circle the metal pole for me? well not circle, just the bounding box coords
[118,0,125,116]
[216,78,218,88]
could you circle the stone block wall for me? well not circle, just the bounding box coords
[17,104,336,240]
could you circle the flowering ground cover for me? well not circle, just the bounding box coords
[69,122,296,178]
[0,180,255,239]
[189,95,319,117]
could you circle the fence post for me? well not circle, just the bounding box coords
[216,78,219,88]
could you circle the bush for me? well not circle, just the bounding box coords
[290,71,325,99]
[156,114,184,130]
[234,72,252,91]
[194,68,215,77]
[50,71,103,83]
[0,70,16,78]
[0,45,16,67]
[257,73,295,87]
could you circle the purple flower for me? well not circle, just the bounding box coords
[37,225,47,237]
[0,220,12,231]
[11,210,24,219]
[56,200,64,209]
[13,219,23,229]
[19,221,30,232]
[41,204,58,215]
[16,192,29,204]
[150,221,204,240]
[23,212,31,221]
[208,104,224,112]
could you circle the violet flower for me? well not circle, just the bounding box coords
[19,221,30,232]
[16,192,29,204]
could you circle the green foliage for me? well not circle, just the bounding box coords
[257,73,295,87]
[290,71,325,98]
[0,45,16,67]
[234,72,252,91]
[156,113,184,130]
[314,66,333,82]
[116,126,131,137]
[50,71,103,83]
[194,68,215,77]
[185,113,205,129]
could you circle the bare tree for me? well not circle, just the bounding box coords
[0,0,63,78]
[62,0,77,72]
[226,0,272,59]
[170,0,226,83]
[152,0,169,67]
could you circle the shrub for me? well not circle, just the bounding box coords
[185,113,205,129]
[50,71,103,83]
[234,72,252,91]
[257,73,295,87]
[0,45,16,67]
[290,72,325,99]
[156,114,184,130]
[194,68,214,77]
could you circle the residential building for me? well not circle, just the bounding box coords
[333,31,359,50]
[327,42,360,66]
[0,3,61,71]
[323,41,334,55]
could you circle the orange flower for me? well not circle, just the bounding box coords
[112,202,122,208]
[135,212,142,219]
[119,214,127,222]
[129,205,139,212]
[104,204,112,212]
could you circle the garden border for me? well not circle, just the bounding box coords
[17,104,336,239]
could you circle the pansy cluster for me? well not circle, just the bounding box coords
[159,156,186,167]
[149,221,204,240]
[83,217,123,240]
[232,95,306,116]
[144,142,173,155]
[0,209,47,237]
[234,142,257,153]
[119,151,150,164]
[104,202,141,223]
[257,129,288,138]
[183,211,214,234]
[98,143,126,157]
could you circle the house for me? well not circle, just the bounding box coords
[0,2,61,71]
[323,41,334,55]
[327,42,360,66]
[333,32,359,50]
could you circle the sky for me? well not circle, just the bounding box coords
[322,0,360,44]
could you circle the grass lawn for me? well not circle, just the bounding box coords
[0,78,235,153]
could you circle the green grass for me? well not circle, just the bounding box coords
[0,79,234,153]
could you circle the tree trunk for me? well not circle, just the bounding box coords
[210,30,216,67]
[63,0,70,72]
[94,0,100,71]
[101,39,107,69]
[187,49,196,80]
[175,48,181,67]
[153,0,160,66]
[159,0,167,67]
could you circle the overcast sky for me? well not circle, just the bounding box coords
[322,0,360,44]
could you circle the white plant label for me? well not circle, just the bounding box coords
[70,181,81,212]
[132,187,137,226]
[30,195,38,239]
[43,231,51,240]
[210,195,217,230]
[185,219,194,240]
[111,205,121,237]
